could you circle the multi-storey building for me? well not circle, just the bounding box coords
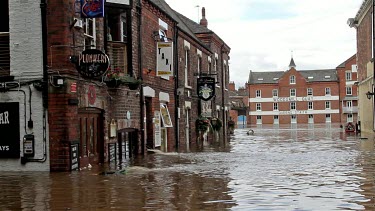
[247,58,340,125]
[349,0,374,136]
[0,0,230,171]
[337,54,359,126]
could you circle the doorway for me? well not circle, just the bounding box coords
[78,108,104,168]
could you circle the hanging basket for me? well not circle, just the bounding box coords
[210,118,222,131]
[196,116,210,132]
[105,79,122,88]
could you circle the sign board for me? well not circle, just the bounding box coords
[70,82,77,93]
[76,49,109,79]
[81,0,105,18]
[201,100,212,117]
[106,0,130,5]
[160,104,173,127]
[197,77,215,101]
[0,102,20,158]
[156,42,173,77]
[70,143,79,171]
[154,111,161,147]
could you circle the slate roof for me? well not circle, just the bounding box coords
[248,69,338,84]
[148,0,211,52]
[336,54,356,68]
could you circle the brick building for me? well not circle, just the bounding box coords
[0,0,231,171]
[247,58,341,125]
[349,0,374,136]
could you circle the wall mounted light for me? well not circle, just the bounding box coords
[366,91,374,100]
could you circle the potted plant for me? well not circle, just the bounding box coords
[120,74,142,90]
[196,116,210,133]
[105,67,122,88]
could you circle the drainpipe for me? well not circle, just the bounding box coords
[41,0,48,109]
[373,0,375,131]
[220,44,226,141]
[137,0,145,154]
[173,22,179,150]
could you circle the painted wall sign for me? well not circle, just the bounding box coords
[156,42,173,77]
[0,102,20,158]
[197,77,215,101]
[81,0,104,18]
[76,49,109,79]
[201,100,212,117]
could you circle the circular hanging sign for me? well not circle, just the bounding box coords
[76,49,109,79]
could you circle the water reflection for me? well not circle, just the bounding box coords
[0,124,374,210]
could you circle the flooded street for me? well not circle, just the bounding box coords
[1,124,375,210]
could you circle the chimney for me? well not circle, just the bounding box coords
[200,7,208,27]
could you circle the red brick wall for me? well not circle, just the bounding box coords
[356,7,373,82]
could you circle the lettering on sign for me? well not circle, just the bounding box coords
[273,96,313,102]
[0,111,9,124]
[0,146,9,151]
[279,110,308,115]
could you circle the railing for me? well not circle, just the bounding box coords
[342,106,358,113]
[0,32,10,76]
[107,41,128,75]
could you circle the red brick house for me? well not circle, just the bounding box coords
[247,58,340,125]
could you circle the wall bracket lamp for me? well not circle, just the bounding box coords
[366,91,374,100]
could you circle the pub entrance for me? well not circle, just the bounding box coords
[78,108,104,168]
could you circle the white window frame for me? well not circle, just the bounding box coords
[84,18,96,49]
[346,71,352,81]
[290,75,296,84]
[346,101,352,108]
[308,114,314,124]
[272,89,278,97]
[325,101,331,109]
[325,87,331,96]
[256,103,261,111]
[307,88,313,96]
[273,103,278,111]
[256,90,261,98]
[326,114,331,123]
[291,115,297,123]
[346,86,352,95]
[256,115,262,124]
[290,89,296,97]
[184,49,190,87]
[290,102,296,110]
[347,114,353,122]
[308,101,313,110]
[273,115,279,124]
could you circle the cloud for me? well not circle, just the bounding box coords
[165,0,361,87]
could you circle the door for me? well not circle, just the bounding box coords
[308,114,314,124]
[291,115,297,124]
[273,115,279,124]
[78,109,104,168]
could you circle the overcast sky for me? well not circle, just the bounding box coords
[164,0,362,89]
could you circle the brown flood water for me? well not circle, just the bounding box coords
[1,124,375,210]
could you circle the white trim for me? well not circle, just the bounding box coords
[196,49,202,57]
[185,101,191,109]
[159,92,170,103]
[215,53,218,59]
[208,57,212,63]
[249,109,340,116]
[158,18,168,31]
[143,86,155,97]
[249,96,340,103]
[183,40,190,50]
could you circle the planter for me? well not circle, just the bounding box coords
[105,79,122,88]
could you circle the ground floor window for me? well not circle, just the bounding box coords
[326,114,331,123]
[308,114,314,124]
[256,115,262,124]
[347,114,353,122]
[273,115,279,124]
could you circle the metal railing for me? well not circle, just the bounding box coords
[0,32,10,76]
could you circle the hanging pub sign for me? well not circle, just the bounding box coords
[197,77,215,101]
[76,49,109,79]
[81,0,105,18]
[156,42,173,77]
[0,102,20,158]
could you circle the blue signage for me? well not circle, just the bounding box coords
[81,0,104,18]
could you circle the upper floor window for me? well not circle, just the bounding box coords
[290,89,296,97]
[347,101,352,108]
[346,71,352,81]
[346,86,352,95]
[184,49,190,87]
[308,101,313,110]
[325,87,331,95]
[272,89,278,97]
[256,90,261,98]
[256,103,261,111]
[273,103,278,111]
[84,18,96,49]
[307,88,313,96]
[325,101,331,109]
[290,75,296,84]
[108,13,128,42]
[290,102,296,110]
[197,56,202,75]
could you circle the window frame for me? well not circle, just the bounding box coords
[290,102,296,110]
[290,88,296,97]
[256,103,261,111]
[272,89,278,97]
[307,88,313,96]
[346,86,352,95]
[308,101,313,110]
[84,18,96,49]
[290,75,296,84]
[325,87,331,95]
[256,90,261,98]
[273,103,278,111]
[325,101,331,109]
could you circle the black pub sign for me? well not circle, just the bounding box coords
[76,49,109,79]
[197,77,216,101]
[0,102,20,158]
